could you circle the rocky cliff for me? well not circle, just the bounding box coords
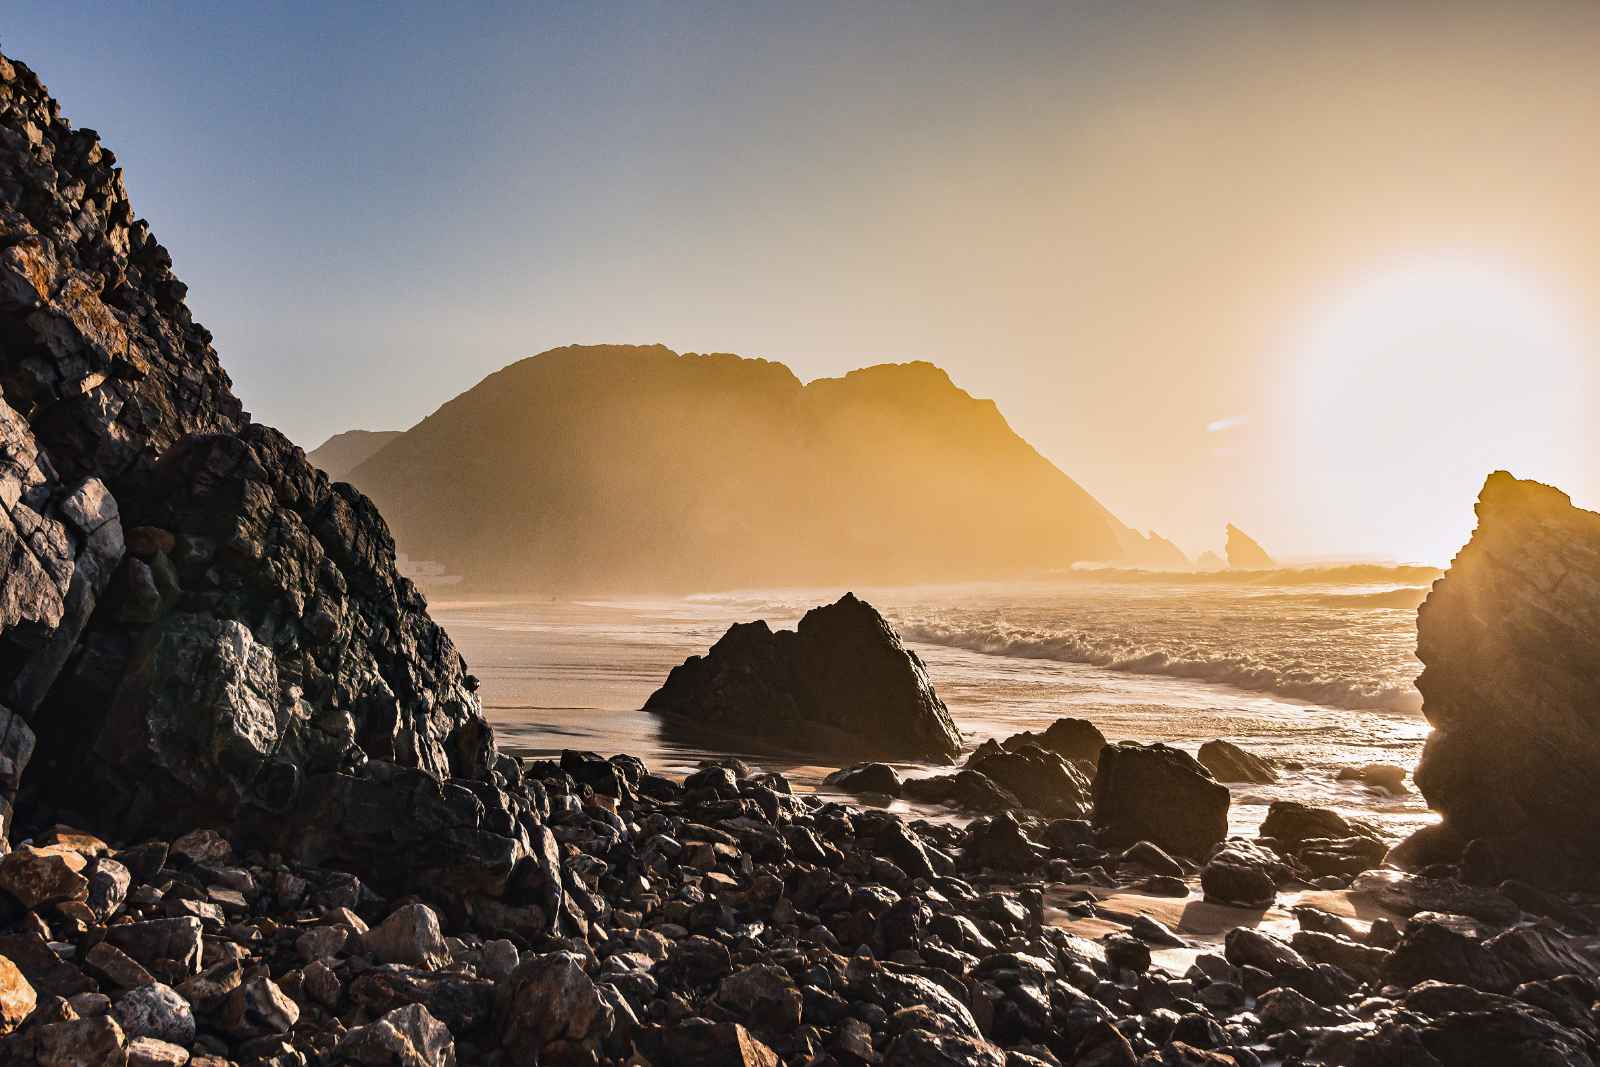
[340,345,1161,592]
[0,50,549,912]
[1413,471,1600,886]
[306,428,401,480]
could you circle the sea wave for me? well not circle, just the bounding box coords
[898,620,1423,714]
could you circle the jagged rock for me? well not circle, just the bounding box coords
[34,1015,127,1066]
[125,1037,189,1067]
[715,963,803,1032]
[0,843,87,907]
[494,952,606,1062]
[964,739,1091,817]
[1412,473,1600,886]
[220,973,298,1039]
[646,593,962,761]
[362,903,451,971]
[1093,743,1229,859]
[1225,524,1274,569]
[0,953,34,1034]
[1196,740,1276,784]
[901,770,1021,813]
[636,1020,781,1066]
[333,1003,456,1066]
[1000,718,1108,763]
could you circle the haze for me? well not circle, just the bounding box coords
[7,2,1596,565]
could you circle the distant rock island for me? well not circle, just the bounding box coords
[333,344,1184,592]
[306,428,401,480]
[1225,523,1275,569]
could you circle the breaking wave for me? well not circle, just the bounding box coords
[897,620,1423,714]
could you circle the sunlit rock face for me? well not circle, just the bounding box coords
[0,51,510,870]
[1414,471,1600,885]
[647,592,964,762]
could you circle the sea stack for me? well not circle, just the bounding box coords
[645,593,964,761]
[1225,524,1275,569]
[1412,471,1600,885]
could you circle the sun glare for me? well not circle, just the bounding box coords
[1282,254,1590,564]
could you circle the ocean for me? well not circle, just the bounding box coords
[431,570,1438,843]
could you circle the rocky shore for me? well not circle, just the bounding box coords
[1,37,1599,1067]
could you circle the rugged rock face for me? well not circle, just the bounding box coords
[0,45,531,910]
[646,593,962,762]
[1413,472,1600,886]
[1224,524,1274,569]
[1091,743,1229,859]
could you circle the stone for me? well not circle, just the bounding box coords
[638,1020,781,1066]
[111,982,194,1045]
[0,952,35,1034]
[125,1038,190,1067]
[824,762,904,797]
[334,1003,456,1066]
[646,593,963,761]
[363,903,451,970]
[85,942,156,991]
[964,739,1092,817]
[495,952,604,1061]
[1121,840,1184,878]
[1413,473,1600,886]
[1223,927,1307,976]
[1196,740,1277,784]
[1337,762,1408,794]
[36,1018,127,1065]
[1001,717,1107,763]
[1093,743,1229,858]
[0,844,89,908]
[715,963,803,1032]
[901,770,1022,813]
[884,1028,1006,1067]
[220,974,299,1039]
[1201,840,1287,908]
[106,918,204,975]
[1258,800,1381,849]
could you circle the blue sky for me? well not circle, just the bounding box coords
[6,3,1597,561]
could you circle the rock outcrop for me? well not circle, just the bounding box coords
[1197,739,1277,784]
[646,593,963,762]
[1224,524,1274,569]
[1091,743,1229,859]
[0,47,543,917]
[1413,472,1600,886]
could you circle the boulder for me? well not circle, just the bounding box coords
[362,903,451,971]
[999,717,1107,763]
[900,770,1021,813]
[963,739,1091,817]
[1412,472,1600,886]
[824,762,903,798]
[334,1003,456,1066]
[645,593,962,762]
[1196,740,1276,784]
[0,953,35,1034]
[110,982,194,1045]
[1092,743,1229,859]
[1258,800,1380,849]
[1337,762,1408,794]
[1200,841,1286,907]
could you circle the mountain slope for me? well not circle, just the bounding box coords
[344,344,1161,591]
[308,428,402,480]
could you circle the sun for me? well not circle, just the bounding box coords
[1280,253,1590,565]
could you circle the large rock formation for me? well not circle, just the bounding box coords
[305,428,401,480]
[1224,524,1275,569]
[645,593,963,761]
[337,344,1161,592]
[0,49,547,913]
[1413,472,1600,886]
[1091,742,1229,859]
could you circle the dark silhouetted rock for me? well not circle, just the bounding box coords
[1092,743,1228,859]
[825,762,904,798]
[1197,740,1276,784]
[646,593,962,761]
[1000,717,1107,764]
[964,739,1091,817]
[1414,472,1600,887]
[1201,841,1286,908]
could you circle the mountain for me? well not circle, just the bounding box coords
[1225,523,1275,569]
[341,344,1168,592]
[307,428,401,479]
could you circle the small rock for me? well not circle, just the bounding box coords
[362,903,451,970]
[334,1002,456,1066]
[112,982,195,1045]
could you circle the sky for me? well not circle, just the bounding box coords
[6,2,1597,565]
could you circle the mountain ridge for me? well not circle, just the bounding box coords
[336,343,1177,592]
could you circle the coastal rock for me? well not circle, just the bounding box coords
[1201,841,1287,907]
[824,762,904,798]
[1092,743,1229,859]
[1225,524,1275,569]
[964,740,1092,817]
[1196,740,1276,784]
[901,770,1021,813]
[646,593,963,761]
[999,718,1107,764]
[1337,762,1408,794]
[1413,472,1600,886]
